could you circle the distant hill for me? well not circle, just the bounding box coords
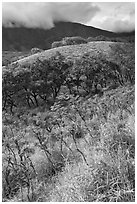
[2,21,135,51]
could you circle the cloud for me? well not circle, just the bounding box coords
[88,2,135,32]
[2,2,100,29]
[97,16,135,32]
[113,19,135,33]
[2,2,135,32]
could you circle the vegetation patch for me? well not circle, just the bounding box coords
[2,41,135,202]
[51,36,87,48]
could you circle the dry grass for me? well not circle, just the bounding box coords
[3,85,134,202]
[2,40,135,202]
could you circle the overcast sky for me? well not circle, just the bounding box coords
[2,2,135,32]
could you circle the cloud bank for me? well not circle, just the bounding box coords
[2,2,100,29]
[89,2,135,32]
[2,2,135,32]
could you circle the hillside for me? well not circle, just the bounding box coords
[2,21,135,51]
[2,41,135,202]
[2,51,30,66]
[3,41,134,68]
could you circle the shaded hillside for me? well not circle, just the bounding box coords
[2,21,135,51]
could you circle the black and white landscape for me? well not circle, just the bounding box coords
[2,2,135,202]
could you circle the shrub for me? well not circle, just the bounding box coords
[2,51,73,112]
[109,43,135,85]
[51,37,87,49]
[30,48,43,55]
[51,41,64,49]
[2,84,135,201]
[87,37,96,42]
[87,36,131,43]
[69,52,123,96]
[2,128,36,201]
[62,36,87,46]
[87,35,111,42]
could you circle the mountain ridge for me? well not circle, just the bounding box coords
[2,21,135,51]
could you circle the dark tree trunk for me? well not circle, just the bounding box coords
[33,95,39,107]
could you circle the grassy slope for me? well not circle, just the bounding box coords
[2,41,135,202]
[3,41,132,67]
[47,85,135,202]
[3,84,135,202]
[2,51,30,66]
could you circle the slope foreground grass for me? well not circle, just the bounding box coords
[2,41,135,202]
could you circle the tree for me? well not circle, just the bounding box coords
[2,52,73,112]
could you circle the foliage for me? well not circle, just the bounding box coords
[65,52,126,96]
[2,41,135,202]
[87,35,135,43]
[62,36,87,46]
[109,43,135,85]
[2,52,73,112]
[30,48,43,55]
[2,51,30,66]
[2,124,36,201]
[51,36,87,48]
[87,35,111,42]
[2,85,135,201]
[51,41,64,49]
[3,44,135,114]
